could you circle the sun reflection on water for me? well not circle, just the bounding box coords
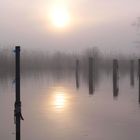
[47,86,70,112]
[54,92,65,109]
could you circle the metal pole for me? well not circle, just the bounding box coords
[14,46,23,140]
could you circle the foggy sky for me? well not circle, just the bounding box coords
[0,0,140,53]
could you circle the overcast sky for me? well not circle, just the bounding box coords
[0,0,140,53]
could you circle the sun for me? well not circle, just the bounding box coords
[49,5,70,28]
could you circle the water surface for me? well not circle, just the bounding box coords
[0,72,140,140]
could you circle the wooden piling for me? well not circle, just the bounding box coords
[75,59,79,89]
[14,46,23,140]
[138,59,140,103]
[130,60,134,87]
[89,57,93,94]
[113,59,119,98]
[93,58,96,91]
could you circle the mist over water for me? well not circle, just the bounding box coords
[1,0,140,139]
[0,47,139,77]
[0,47,140,140]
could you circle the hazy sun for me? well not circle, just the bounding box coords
[49,5,70,28]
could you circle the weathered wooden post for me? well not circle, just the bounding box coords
[93,58,96,92]
[138,59,140,103]
[89,57,93,94]
[130,60,134,87]
[14,46,23,140]
[113,59,119,98]
[75,59,80,89]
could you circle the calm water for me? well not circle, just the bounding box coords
[0,72,140,140]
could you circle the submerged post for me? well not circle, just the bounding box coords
[75,59,80,89]
[130,60,134,87]
[14,46,23,140]
[138,59,140,103]
[113,59,119,98]
[89,57,93,94]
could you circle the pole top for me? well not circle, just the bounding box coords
[15,46,20,52]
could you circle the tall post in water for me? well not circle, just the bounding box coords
[14,46,23,140]
[138,59,140,103]
[89,57,93,94]
[130,60,134,87]
[93,58,96,92]
[113,59,119,98]
[75,59,80,89]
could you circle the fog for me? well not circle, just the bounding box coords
[0,0,140,53]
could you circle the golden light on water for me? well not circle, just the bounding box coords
[44,86,70,112]
[52,87,68,110]
[54,92,65,109]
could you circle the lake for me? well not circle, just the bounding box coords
[0,71,140,140]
